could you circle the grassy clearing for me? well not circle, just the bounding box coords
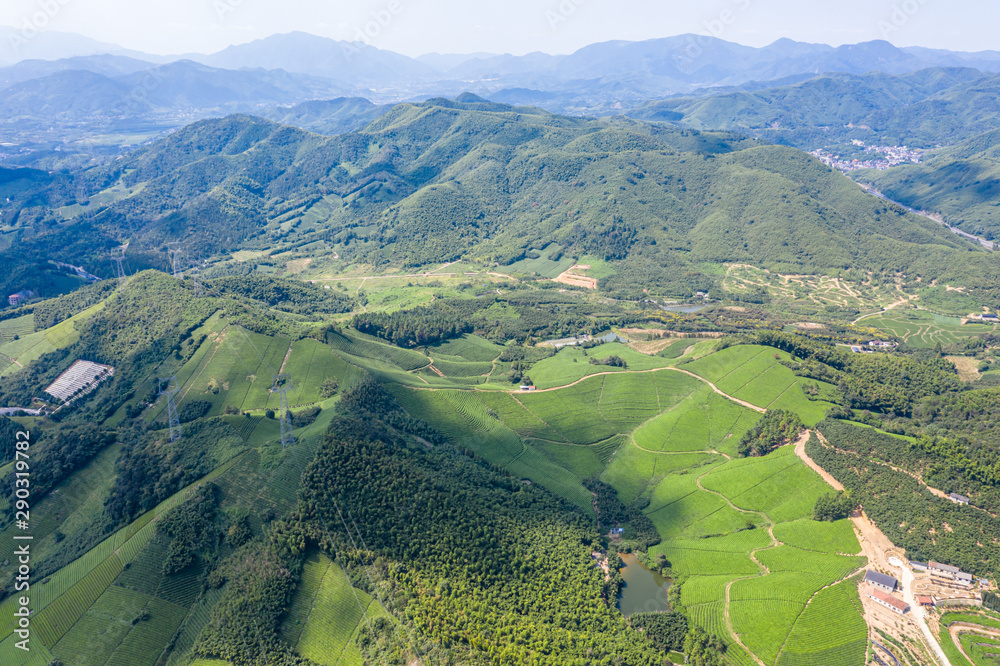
[682,344,836,425]
[426,334,502,362]
[633,386,760,455]
[504,243,575,278]
[0,302,104,377]
[105,597,188,666]
[282,337,365,405]
[528,342,673,388]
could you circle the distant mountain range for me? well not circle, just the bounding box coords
[6,29,1000,104]
[7,29,1000,170]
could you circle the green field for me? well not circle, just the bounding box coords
[0,302,105,378]
[683,345,837,426]
[939,611,1000,666]
[528,342,673,388]
[285,551,389,666]
[863,307,996,349]
[0,313,873,666]
[504,243,575,278]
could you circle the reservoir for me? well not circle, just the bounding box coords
[617,552,671,616]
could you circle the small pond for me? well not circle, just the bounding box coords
[617,552,672,616]
[660,303,707,313]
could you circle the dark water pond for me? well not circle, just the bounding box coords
[617,552,671,616]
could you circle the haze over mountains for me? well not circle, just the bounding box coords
[7,28,1000,107]
[9,27,1000,209]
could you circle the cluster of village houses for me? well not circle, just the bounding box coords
[863,560,985,615]
[851,340,897,353]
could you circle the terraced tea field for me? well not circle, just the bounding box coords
[863,308,996,349]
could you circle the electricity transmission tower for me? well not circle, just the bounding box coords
[272,374,295,447]
[111,247,128,292]
[167,242,184,279]
[157,376,182,443]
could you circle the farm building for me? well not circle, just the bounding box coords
[949,493,970,505]
[609,527,624,536]
[916,596,934,607]
[929,562,960,578]
[865,587,909,614]
[44,360,115,403]
[956,572,974,587]
[910,561,928,571]
[864,570,898,592]
[7,289,34,306]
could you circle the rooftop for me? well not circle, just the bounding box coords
[866,586,909,612]
[43,360,115,403]
[864,570,898,589]
[929,562,961,574]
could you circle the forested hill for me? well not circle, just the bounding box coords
[857,127,1000,241]
[3,94,998,299]
[628,67,1000,148]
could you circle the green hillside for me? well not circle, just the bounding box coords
[5,90,1000,666]
[629,67,1000,148]
[1,264,998,664]
[1,95,996,307]
[858,127,1000,240]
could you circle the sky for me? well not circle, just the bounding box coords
[0,0,996,57]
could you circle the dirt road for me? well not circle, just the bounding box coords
[949,622,1000,664]
[796,431,951,666]
[516,366,767,414]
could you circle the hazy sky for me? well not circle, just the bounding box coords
[0,0,996,56]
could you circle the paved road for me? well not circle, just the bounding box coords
[860,183,996,250]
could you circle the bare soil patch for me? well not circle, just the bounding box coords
[553,265,598,289]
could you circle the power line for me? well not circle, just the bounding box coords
[271,374,295,447]
[156,376,181,442]
[111,246,128,292]
[331,499,418,665]
[317,515,389,666]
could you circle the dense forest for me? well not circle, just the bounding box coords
[296,413,668,665]
[810,424,1000,575]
